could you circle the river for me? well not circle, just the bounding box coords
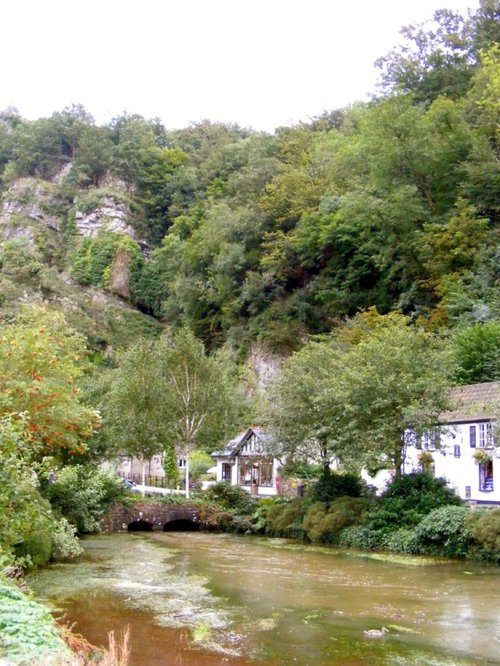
[32,532,500,666]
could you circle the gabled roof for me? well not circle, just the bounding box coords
[212,426,272,458]
[441,381,500,424]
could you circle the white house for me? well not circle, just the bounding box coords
[211,427,282,496]
[403,382,499,505]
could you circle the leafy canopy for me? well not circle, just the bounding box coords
[0,306,100,461]
[267,311,453,478]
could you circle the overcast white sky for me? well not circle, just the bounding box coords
[1,0,477,133]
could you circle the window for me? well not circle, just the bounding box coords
[238,459,273,487]
[239,460,253,485]
[478,422,493,448]
[479,460,494,492]
[453,445,461,458]
[422,429,440,451]
[259,461,274,487]
[469,425,476,448]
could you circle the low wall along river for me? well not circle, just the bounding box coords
[32,532,500,666]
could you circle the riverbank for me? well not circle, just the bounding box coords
[0,578,70,664]
[0,576,132,666]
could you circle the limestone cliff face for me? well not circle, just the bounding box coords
[248,344,285,391]
[0,176,142,302]
[0,179,60,244]
[107,246,132,299]
[0,174,162,351]
[0,177,138,244]
[73,195,136,239]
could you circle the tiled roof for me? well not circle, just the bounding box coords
[441,382,500,423]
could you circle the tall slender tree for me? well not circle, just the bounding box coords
[103,329,247,497]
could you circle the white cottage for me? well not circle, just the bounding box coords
[211,427,281,496]
[404,382,499,505]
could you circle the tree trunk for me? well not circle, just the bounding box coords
[321,436,330,477]
[393,447,403,480]
[141,460,146,496]
[185,450,190,500]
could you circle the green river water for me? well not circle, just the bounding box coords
[32,532,500,666]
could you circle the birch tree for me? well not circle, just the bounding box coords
[158,329,240,498]
[104,329,246,497]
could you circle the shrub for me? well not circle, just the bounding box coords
[308,472,366,504]
[384,527,420,554]
[369,472,463,531]
[251,498,281,533]
[301,502,327,542]
[466,508,500,563]
[204,481,255,515]
[265,500,308,539]
[0,580,69,664]
[50,517,83,561]
[416,505,472,557]
[337,525,383,551]
[0,416,54,567]
[13,526,53,568]
[382,472,463,512]
[302,497,371,544]
[44,465,124,534]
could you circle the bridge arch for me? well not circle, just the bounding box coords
[163,519,200,532]
[128,519,154,532]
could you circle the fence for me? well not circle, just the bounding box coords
[118,471,171,488]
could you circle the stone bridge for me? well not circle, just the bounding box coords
[100,501,216,533]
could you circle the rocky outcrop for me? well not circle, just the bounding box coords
[0,179,60,243]
[248,344,285,391]
[107,246,132,299]
[73,195,136,239]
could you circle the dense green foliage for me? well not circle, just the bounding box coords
[368,472,463,530]
[0,308,123,569]
[44,465,125,534]
[253,472,498,562]
[0,416,53,567]
[0,580,70,664]
[0,1,497,358]
[0,306,100,462]
[204,481,256,515]
[467,507,500,560]
[266,311,454,477]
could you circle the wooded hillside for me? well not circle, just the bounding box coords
[0,0,498,364]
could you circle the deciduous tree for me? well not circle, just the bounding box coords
[0,306,100,462]
[103,329,248,496]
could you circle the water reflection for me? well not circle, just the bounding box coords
[32,532,500,666]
